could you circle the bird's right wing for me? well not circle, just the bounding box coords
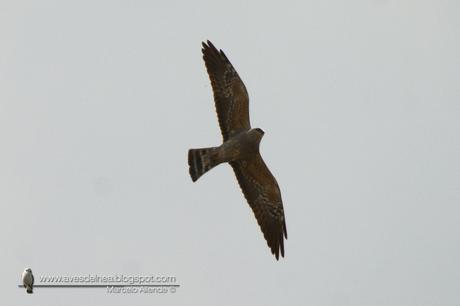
[202,40,251,141]
[231,154,287,259]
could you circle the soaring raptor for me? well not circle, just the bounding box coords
[188,41,287,259]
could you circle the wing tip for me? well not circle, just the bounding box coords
[264,226,286,261]
[283,218,288,239]
[202,40,217,53]
[201,40,228,62]
[270,219,287,261]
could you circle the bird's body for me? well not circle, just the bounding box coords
[189,128,263,180]
[22,268,34,294]
[188,41,287,259]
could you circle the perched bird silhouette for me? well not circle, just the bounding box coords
[22,268,34,294]
[188,41,287,259]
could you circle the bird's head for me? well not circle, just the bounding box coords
[249,128,265,144]
[25,268,32,273]
[254,128,265,136]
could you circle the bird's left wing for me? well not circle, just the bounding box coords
[231,155,287,259]
[202,40,251,141]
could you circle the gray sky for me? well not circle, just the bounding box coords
[1,0,459,305]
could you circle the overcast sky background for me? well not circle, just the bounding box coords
[1,0,459,305]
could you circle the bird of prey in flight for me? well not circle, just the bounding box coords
[22,268,34,294]
[188,40,288,259]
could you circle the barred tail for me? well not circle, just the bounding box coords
[188,147,219,182]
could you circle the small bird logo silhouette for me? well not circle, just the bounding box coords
[22,268,34,294]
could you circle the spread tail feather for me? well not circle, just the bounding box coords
[188,147,219,182]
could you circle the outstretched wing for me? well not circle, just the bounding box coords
[202,40,251,141]
[231,155,287,259]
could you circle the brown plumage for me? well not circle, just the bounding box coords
[188,40,287,260]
